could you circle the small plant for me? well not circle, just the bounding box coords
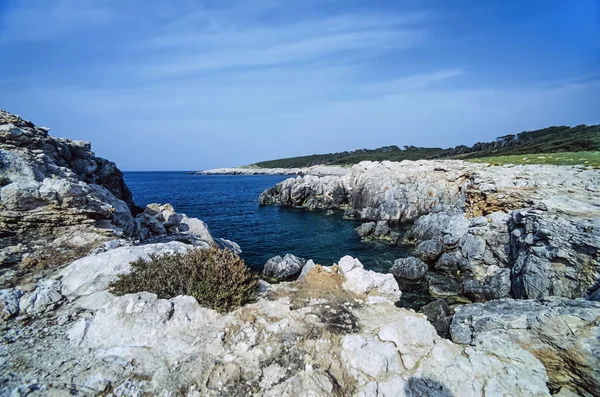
[110,246,258,313]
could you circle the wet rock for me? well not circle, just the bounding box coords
[415,239,444,261]
[390,257,428,280]
[356,221,376,237]
[426,273,462,298]
[355,220,400,243]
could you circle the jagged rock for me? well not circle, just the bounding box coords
[0,110,134,283]
[390,257,428,280]
[259,175,349,210]
[297,259,316,281]
[426,273,462,298]
[0,111,224,288]
[134,203,215,245]
[18,279,63,315]
[419,299,453,338]
[509,209,600,299]
[0,247,555,396]
[262,254,306,281]
[451,298,600,396]
[355,220,400,243]
[409,211,471,247]
[0,288,22,320]
[407,211,513,301]
[338,256,401,302]
[415,239,444,261]
[356,221,376,237]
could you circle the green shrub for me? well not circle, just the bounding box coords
[109,246,258,313]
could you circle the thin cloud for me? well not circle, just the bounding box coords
[0,1,597,171]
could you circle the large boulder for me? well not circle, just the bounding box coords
[262,254,306,281]
[390,257,428,280]
[338,256,401,302]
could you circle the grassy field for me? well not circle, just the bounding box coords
[464,151,600,167]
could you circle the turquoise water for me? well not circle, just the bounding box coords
[124,172,412,273]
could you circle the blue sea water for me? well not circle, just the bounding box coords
[123,172,412,273]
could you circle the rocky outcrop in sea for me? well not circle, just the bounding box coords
[259,160,600,305]
[2,109,599,396]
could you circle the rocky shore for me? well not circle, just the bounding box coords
[1,110,599,396]
[259,160,600,305]
[194,165,349,177]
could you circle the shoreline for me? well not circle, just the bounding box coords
[192,165,350,177]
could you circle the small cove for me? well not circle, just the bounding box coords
[124,172,414,274]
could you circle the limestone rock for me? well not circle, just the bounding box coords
[355,221,400,244]
[419,299,453,338]
[60,241,191,297]
[298,259,316,281]
[451,298,600,396]
[259,175,349,210]
[415,239,444,261]
[0,288,22,320]
[262,254,306,281]
[133,203,215,245]
[509,209,600,299]
[390,257,428,281]
[1,253,555,396]
[18,279,63,315]
[338,256,401,302]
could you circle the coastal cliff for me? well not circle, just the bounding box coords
[1,110,599,396]
[259,160,600,304]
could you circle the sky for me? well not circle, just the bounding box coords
[0,0,598,171]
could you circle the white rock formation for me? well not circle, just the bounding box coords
[0,246,559,396]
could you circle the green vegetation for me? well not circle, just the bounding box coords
[110,246,258,313]
[465,151,600,167]
[251,124,600,168]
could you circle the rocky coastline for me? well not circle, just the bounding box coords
[193,165,349,177]
[1,109,599,396]
[259,160,600,304]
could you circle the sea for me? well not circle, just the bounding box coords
[124,172,413,274]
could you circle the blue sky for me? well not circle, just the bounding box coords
[0,0,598,170]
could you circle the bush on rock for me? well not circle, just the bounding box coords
[109,246,258,313]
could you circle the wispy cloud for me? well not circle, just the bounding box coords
[0,0,117,43]
[0,0,597,170]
